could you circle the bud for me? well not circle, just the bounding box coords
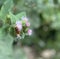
[6,15,11,25]
[16,21,22,31]
[26,22,30,27]
[27,29,32,36]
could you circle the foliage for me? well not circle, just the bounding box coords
[0,0,60,59]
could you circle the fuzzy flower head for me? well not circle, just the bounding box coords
[21,16,31,27]
[26,22,30,27]
[27,29,32,36]
[16,21,22,31]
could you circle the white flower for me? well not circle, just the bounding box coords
[16,21,22,31]
[27,29,32,35]
[22,16,28,22]
[17,34,20,38]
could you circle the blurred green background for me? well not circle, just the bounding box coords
[0,0,60,59]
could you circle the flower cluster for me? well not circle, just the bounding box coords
[15,17,32,38]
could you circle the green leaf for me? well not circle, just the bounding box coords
[9,26,16,37]
[16,12,26,19]
[0,0,13,19]
[9,12,26,24]
[51,13,60,29]
[9,12,19,24]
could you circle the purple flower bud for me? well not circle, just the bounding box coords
[26,22,30,27]
[28,29,32,36]
[16,21,22,31]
